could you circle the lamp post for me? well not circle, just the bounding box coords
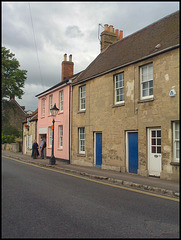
[49,103,59,165]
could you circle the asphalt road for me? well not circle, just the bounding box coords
[2,156,179,238]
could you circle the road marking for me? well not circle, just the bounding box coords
[3,155,179,202]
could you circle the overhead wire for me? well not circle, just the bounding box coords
[28,2,44,85]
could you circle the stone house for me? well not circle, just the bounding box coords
[36,54,81,161]
[3,98,30,131]
[22,108,38,156]
[71,11,180,181]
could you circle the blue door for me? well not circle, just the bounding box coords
[96,133,102,167]
[128,132,138,174]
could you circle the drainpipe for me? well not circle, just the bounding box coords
[22,122,24,154]
[69,81,73,164]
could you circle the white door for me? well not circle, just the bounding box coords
[148,128,161,177]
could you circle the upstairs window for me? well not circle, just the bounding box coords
[42,98,45,117]
[60,91,64,112]
[115,73,124,104]
[80,85,86,111]
[140,63,153,99]
[49,95,53,115]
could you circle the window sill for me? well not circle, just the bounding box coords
[77,153,86,157]
[170,162,180,166]
[137,97,154,103]
[78,110,86,114]
[112,102,125,108]
[58,148,63,151]
[58,111,64,115]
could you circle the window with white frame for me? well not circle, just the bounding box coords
[140,63,153,99]
[42,98,45,117]
[49,127,53,147]
[173,121,180,162]
[115,73,124,104]
[79,127,85,154]
[80,85,86,110]
[59,125,63,148]
[49,95,53,115]
[60,91,64,112]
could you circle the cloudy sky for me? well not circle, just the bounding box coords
[2,1,179,111]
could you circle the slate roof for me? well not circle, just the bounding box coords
[74,11,179,84]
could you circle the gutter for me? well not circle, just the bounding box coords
[36,81,69,98]
[72,44,179,86]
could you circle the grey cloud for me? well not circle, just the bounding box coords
[65,26,84,38]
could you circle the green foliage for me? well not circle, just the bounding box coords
[1,46,27,100]
[2,125,22,144]
[2,133,16,144]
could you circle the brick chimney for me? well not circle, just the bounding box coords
[100,24,123,52]
[61,53,74,81]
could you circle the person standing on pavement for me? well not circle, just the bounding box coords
[40,138,45,159]
[31,140,39,159]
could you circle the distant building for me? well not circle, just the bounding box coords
[22,109,38,156]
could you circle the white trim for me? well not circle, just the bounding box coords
[79,127,85,154]
[173,121,180,162]
[79,85,86,111]
[140,63,153,100]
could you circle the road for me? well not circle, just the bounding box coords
[2,156,179,238]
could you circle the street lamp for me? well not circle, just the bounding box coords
[49,103,59,165]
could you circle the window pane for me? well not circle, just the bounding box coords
[157,131,161,137]
[176,149,179,159]
[152,139,156,145]
[149,88,153,95]
[152,131,156,137]
[143,89,149,97]
[157,139,161,146]
[157,147,161,153]
[143,82,148,89]
[152,146,156,153]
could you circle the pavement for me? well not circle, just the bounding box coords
[2,150,179,199]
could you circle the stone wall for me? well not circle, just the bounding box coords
[71,48,179,181]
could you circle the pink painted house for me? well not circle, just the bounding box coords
[36,54,79,162]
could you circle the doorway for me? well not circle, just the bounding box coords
[94,132,102,168]
[126,131,138,174]
[148,128,161,177]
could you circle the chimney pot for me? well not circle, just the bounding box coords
[115,29,119,39]
[69,54,72,62]
[104,24,109,31]
[109,25,114,33]
[120,30,123,39]
[64,53,67,61]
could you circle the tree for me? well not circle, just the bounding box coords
[1,47,27,128]
[1,46,27,100]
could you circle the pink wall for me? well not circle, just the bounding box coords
[37,84,70,161]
